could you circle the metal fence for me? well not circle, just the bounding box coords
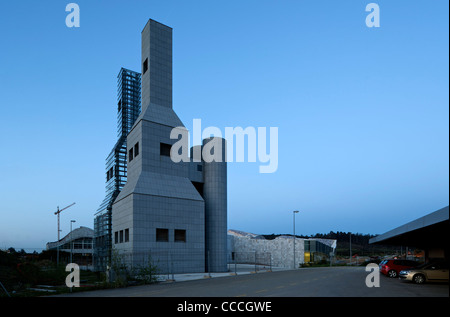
[110,250,205,278]
[106,250,273,281]
[228,251,272,273]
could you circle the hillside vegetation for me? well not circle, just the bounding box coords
[263,231,404,257]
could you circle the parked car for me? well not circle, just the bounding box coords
[379,259,420,278]
[399,261,449,284]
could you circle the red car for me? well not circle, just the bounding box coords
[379,259,420,278]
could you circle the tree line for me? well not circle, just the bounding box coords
[263,231,376,244]
[263,231,400,256]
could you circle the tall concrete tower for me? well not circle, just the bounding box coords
[111,19,227,274]
[203,137,228,272]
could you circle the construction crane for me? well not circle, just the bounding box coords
[54,202,76,265]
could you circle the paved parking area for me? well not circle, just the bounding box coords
[57,266,448,297]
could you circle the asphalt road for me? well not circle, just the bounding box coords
[58,266,448,297]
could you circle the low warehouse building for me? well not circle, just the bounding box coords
[369,206,449,262]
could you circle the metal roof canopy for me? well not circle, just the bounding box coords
[369,206,449,249]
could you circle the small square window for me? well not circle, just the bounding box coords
[160,143,171,157]
[119,230,124,243]
[114,231,118,244]
[197,164,202,172]
[156,228,169,242]
[125,229,129,242]
[175,229,186,242]
[143,58,148,74]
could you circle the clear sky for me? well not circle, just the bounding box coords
[0,0,448,251]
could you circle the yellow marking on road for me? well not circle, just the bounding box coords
[235,294,247,297]
[276,285,285,289]
[255,289,268,293]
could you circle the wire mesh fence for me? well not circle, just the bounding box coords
[228,251,272,273]
[110,249,206,278]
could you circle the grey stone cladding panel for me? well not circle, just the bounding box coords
[111,194,133,253]
[132,193,205,273]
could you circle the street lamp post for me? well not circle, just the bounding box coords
[70,220,76,263]
[293,210,299,269]
[349,232,352,266]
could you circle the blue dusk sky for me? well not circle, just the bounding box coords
[0,0,448,251]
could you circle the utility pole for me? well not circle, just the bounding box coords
[54,202,76,266]
[293,210,299,269]
[349,233,352,266]
[70,220,76,263]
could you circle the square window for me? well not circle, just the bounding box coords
[160,143,171,157]
[174,229,186,242]
[197,164,202,172]
[156,228,169,242]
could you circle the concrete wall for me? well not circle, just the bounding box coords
[228,232,305,269]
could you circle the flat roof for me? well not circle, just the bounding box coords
[369,206,449,245]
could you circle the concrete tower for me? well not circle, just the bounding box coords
[111,19,227,274]
[203,137,228,272]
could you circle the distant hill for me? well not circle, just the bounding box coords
[262,231,401,257]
